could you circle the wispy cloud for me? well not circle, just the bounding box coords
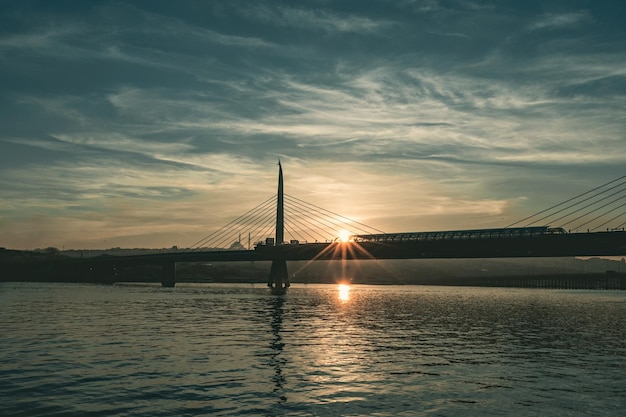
[0,0,624,248]
[243,5,394,33]
[529,10,593,30]
[0,26,79,49]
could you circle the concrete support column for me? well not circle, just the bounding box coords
[162,262,176,287]
[267,259,290,290]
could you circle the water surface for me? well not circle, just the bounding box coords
[1,282,624,416]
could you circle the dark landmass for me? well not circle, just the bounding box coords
[1,247,625,289]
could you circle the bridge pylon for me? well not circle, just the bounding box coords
[267,161,290,290]
[162,262,176,287]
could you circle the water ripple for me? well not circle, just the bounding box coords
[1,283,625,416]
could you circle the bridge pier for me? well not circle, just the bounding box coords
[162,262,176,287]
[267,259,290,290]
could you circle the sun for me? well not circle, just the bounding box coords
[338,229,351,242]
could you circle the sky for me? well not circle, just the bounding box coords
[1,0,625,250]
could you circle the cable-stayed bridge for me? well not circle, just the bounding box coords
[47,166,626,288]
[191,173,626,251]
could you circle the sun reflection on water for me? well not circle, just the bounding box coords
[337,284,351,302]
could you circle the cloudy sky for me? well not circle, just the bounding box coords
[1,0,624,249]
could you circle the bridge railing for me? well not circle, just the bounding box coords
[351,226,567,243]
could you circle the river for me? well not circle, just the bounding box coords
[1,282,624,416]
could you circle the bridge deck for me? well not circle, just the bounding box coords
[11,231,625,286]
[254,230,626,260]
[69,230,626,266]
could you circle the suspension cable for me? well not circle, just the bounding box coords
[590,210,626,232]
[532,186,625,227]
[285,194,386,234]
[506,175,626,228]
[559,193,625,229]
[188,195,275,249]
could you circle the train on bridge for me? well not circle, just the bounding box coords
[350,226,567,243]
